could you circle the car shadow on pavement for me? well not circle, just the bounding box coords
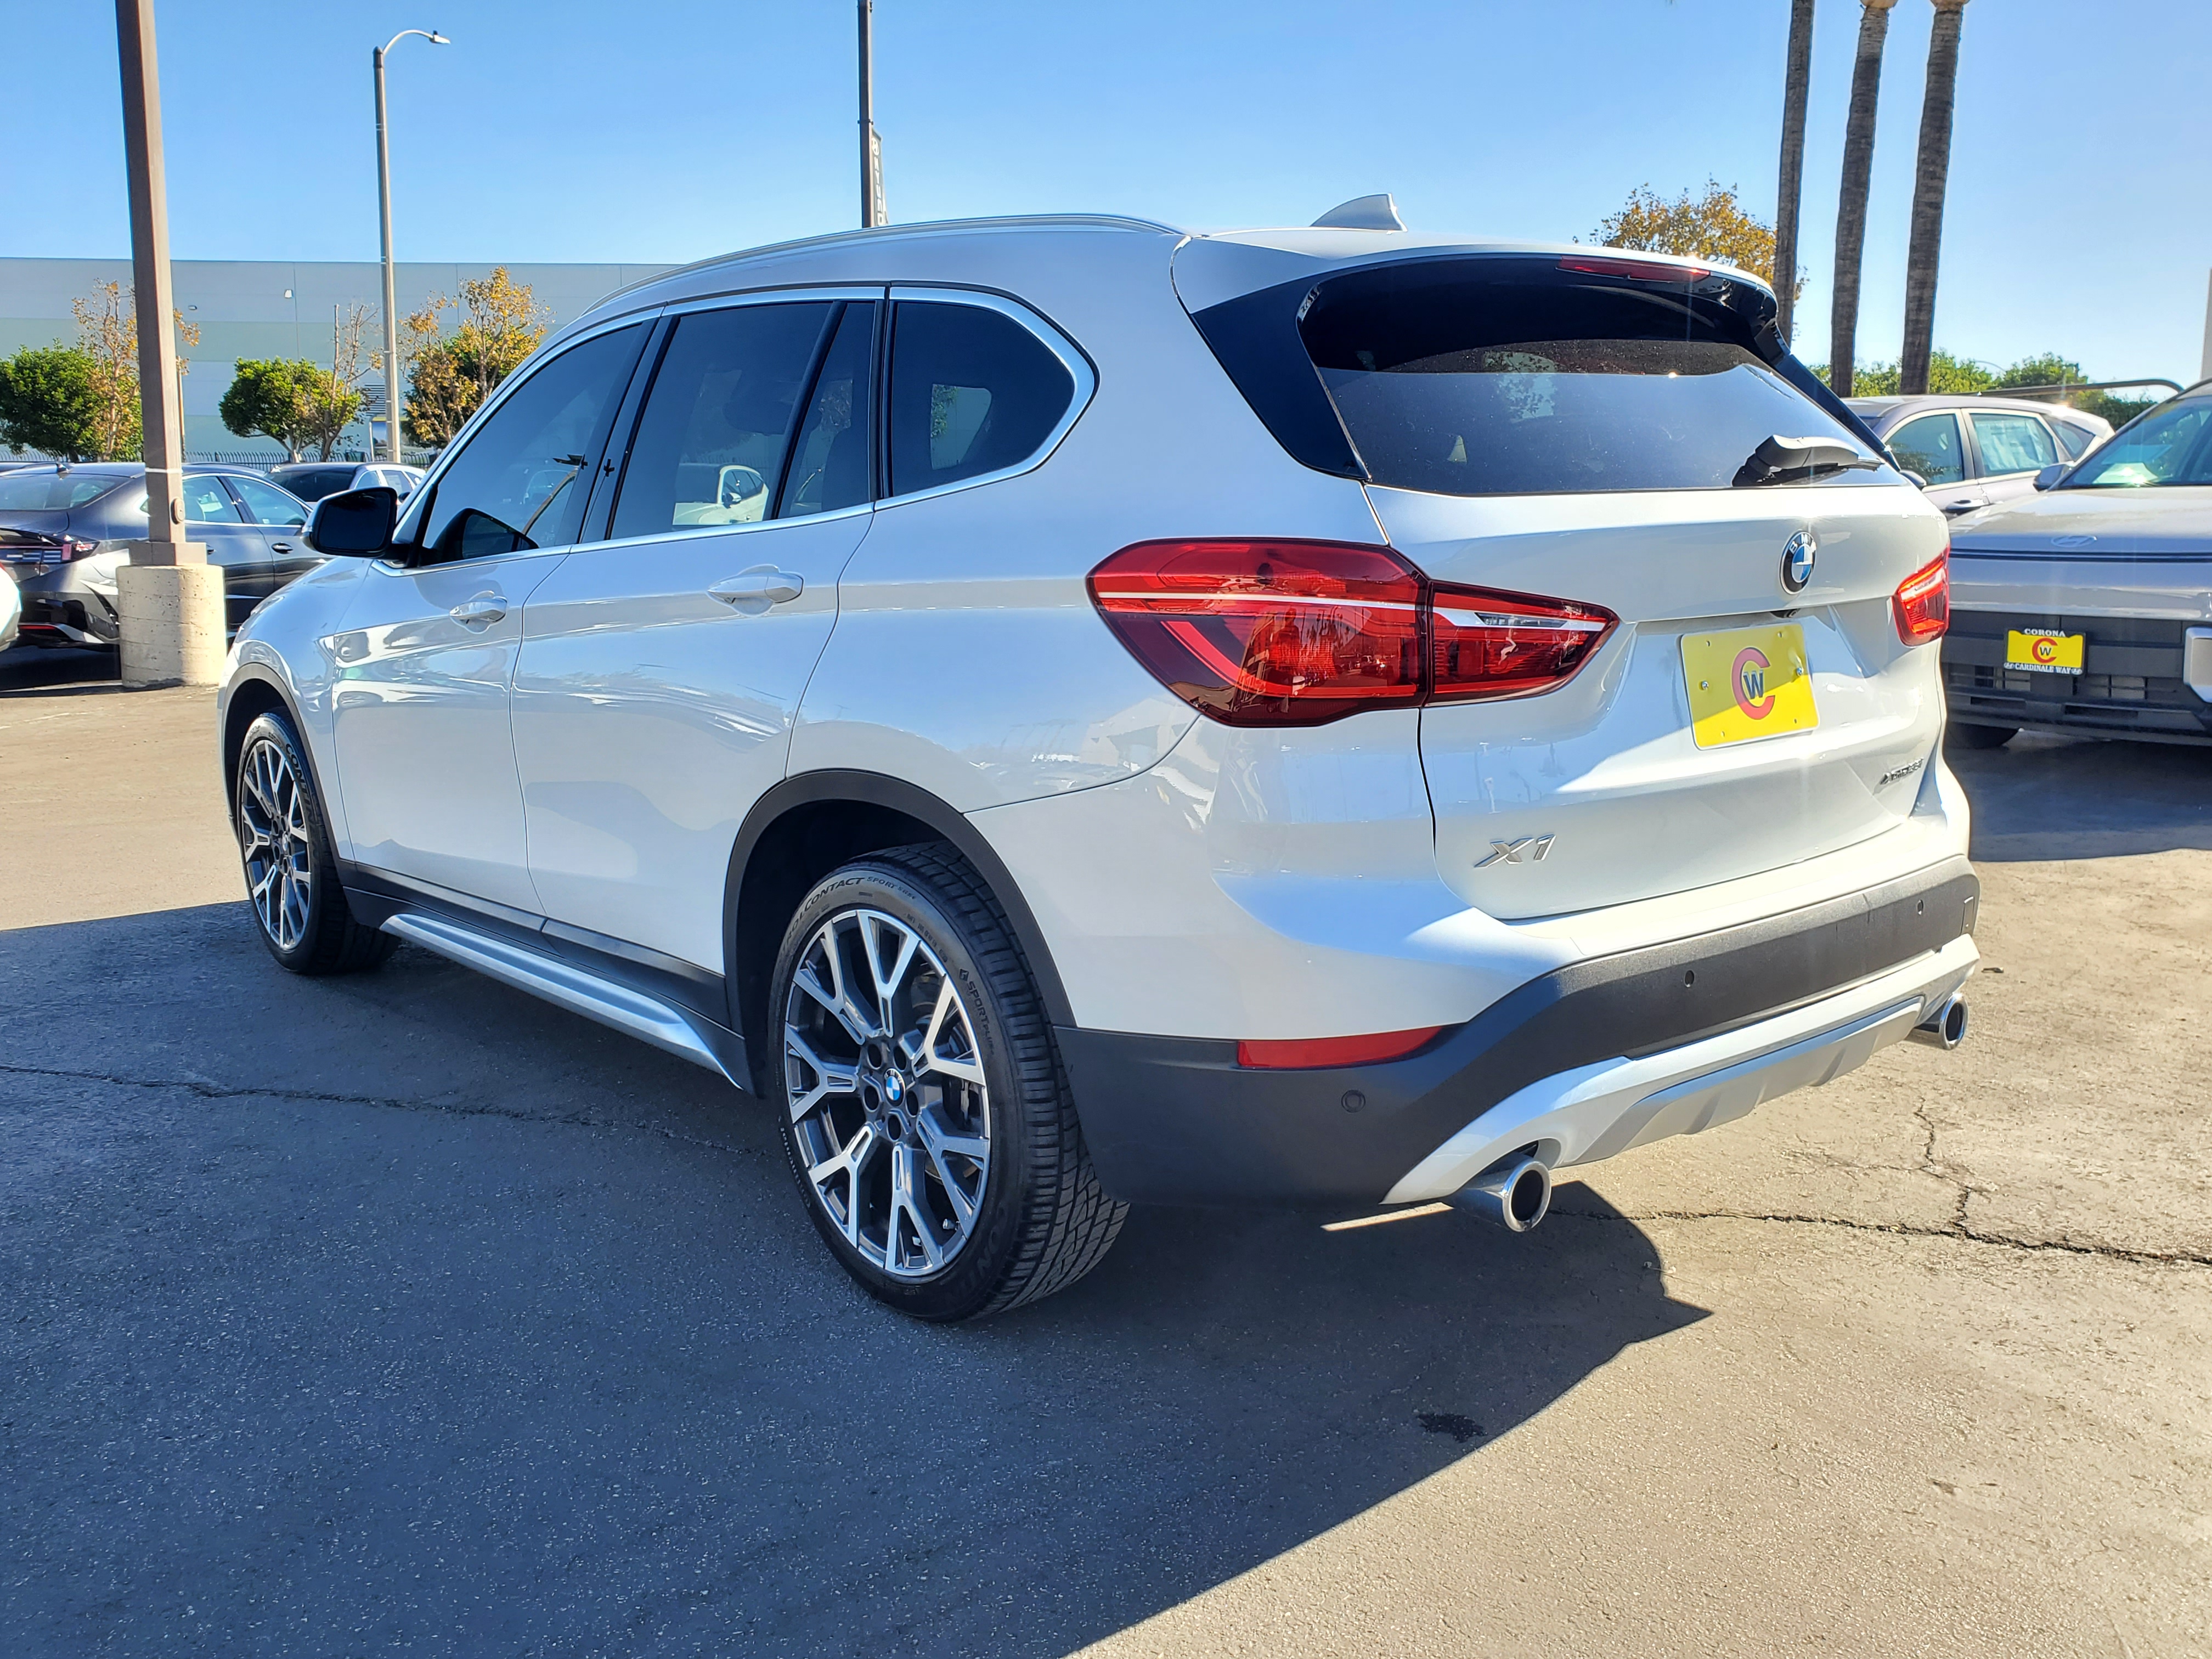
[1,900,1707,1657]
[1949,731,2212,861]
[0,642,120,696]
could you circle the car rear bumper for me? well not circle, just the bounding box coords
[1055,856,1978,1207]
[1944,610,2212,743]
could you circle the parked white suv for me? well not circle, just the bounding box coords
[217,216,1979,1320]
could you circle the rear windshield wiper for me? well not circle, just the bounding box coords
[1733,435,1884,487]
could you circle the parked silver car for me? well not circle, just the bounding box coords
[1848,395,2111,519]
[1944,383,2212,747]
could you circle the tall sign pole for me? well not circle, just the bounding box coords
[115,0,184,550]
[859,1,884,227]
[375,43,400,461]
[113,0,222,690]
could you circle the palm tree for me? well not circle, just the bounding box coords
[1829,0,1897,396]
[1773,0,1816,346]
[1900,0,1970,393]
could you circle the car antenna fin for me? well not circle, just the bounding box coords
[1311,194,1404,232]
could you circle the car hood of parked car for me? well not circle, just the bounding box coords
[1950,486,2212,556]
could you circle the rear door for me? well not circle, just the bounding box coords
[1280,255,1949,919]
[511,294,877,973]
[1969,410,2062,507]
[1887,411,1985,517]
[225,473,320,592]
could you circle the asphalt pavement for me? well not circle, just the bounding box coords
[2,640,2207,1658]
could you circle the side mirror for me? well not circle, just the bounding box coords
[304,486,399,555]
[1903,470,1929,489]
[2032,464,2067,492]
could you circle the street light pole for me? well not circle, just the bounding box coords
[374,27,448,463]
[858,1,883,228]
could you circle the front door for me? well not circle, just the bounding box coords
[327,320,650,913]
[513,296,878,973]
[225,472,321,596]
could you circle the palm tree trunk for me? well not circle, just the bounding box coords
[1900,0,1970,394]
[1830,0,1897,396]
[1773,0,1816,345]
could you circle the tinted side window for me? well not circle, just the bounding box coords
[2051,421,2096,460]
[181,477,241,523]
[778,302,875,519]
[229,476,309,527]
[1886,414,1965,486]
[610,303,832,541]
[1970,412,2057,476]
[417,323,646,563]
[888,301,1074,496]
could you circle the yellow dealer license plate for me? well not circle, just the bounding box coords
[1684,624,1819,748]
[2006,628,2084,672]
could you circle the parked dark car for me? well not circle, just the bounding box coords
[268,461,425,503]
[0,463,315,647]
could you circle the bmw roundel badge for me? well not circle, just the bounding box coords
[1781,529,1816,594]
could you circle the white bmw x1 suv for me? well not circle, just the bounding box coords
[217,215,1978,1320]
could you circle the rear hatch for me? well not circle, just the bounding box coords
[0,469,125,574]
[1184,246,1950,919]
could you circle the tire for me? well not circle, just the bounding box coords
[233,710,395,975]
[1947,722,2017,751]
[770,843,1126,1321]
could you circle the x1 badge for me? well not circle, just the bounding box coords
[1474,834,1555,868]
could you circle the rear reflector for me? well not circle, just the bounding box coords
[1893,550,1949,646]
[1089,540,1613,726]
[1237,1026,1443,1069]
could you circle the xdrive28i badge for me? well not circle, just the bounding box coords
[1781,530,1816,594]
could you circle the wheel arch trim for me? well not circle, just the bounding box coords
[725,770,1076,1060]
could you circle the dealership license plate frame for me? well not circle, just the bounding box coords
[2005,627,2085,674]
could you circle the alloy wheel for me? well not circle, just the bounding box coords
[782,908,992,1279]
[239,737,313,952]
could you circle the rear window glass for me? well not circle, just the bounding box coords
[0,471,126,511]
[888,302,1075,496]
[274,466,361,500]
[1295,263,1871,496]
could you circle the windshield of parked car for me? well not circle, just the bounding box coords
[2060,398,2212,487]
[0,471,127,511]
[1293,259,1878,495]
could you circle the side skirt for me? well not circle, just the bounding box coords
[337,863,752,1091]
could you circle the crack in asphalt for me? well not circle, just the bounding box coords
[0,1060,765,1163]
[1549,1203,2212,1269]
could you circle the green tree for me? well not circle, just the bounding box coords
[220,359,320,459]
[1592,180,1798,295]
[401,268,549,448]
[0,344,103,459]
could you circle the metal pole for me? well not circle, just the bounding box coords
[375,44,400,462]
[115,0,182,549]
[858,0,877,228]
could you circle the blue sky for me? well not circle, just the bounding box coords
[7,0,2208,382]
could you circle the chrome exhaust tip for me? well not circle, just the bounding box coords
[1909,992,1969,1051]
[1451,1155,1553,1233]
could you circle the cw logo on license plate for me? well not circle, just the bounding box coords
[1682,624,1819,749]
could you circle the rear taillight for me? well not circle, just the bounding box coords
[1087,539,1424,727]
[1429,585,1616,703]
[1237,1026,1443,1069]
[1893,550,1949,646]
[66,539,98,560]
[1557,253,1710,283]
[1088,540,1615,726]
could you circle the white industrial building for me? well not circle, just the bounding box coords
[0,257,670,460]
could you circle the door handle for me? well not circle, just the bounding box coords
[449,593,508,627]
[269,541,292,555]
[708,567,804,614]
[1940,500,1978,515]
